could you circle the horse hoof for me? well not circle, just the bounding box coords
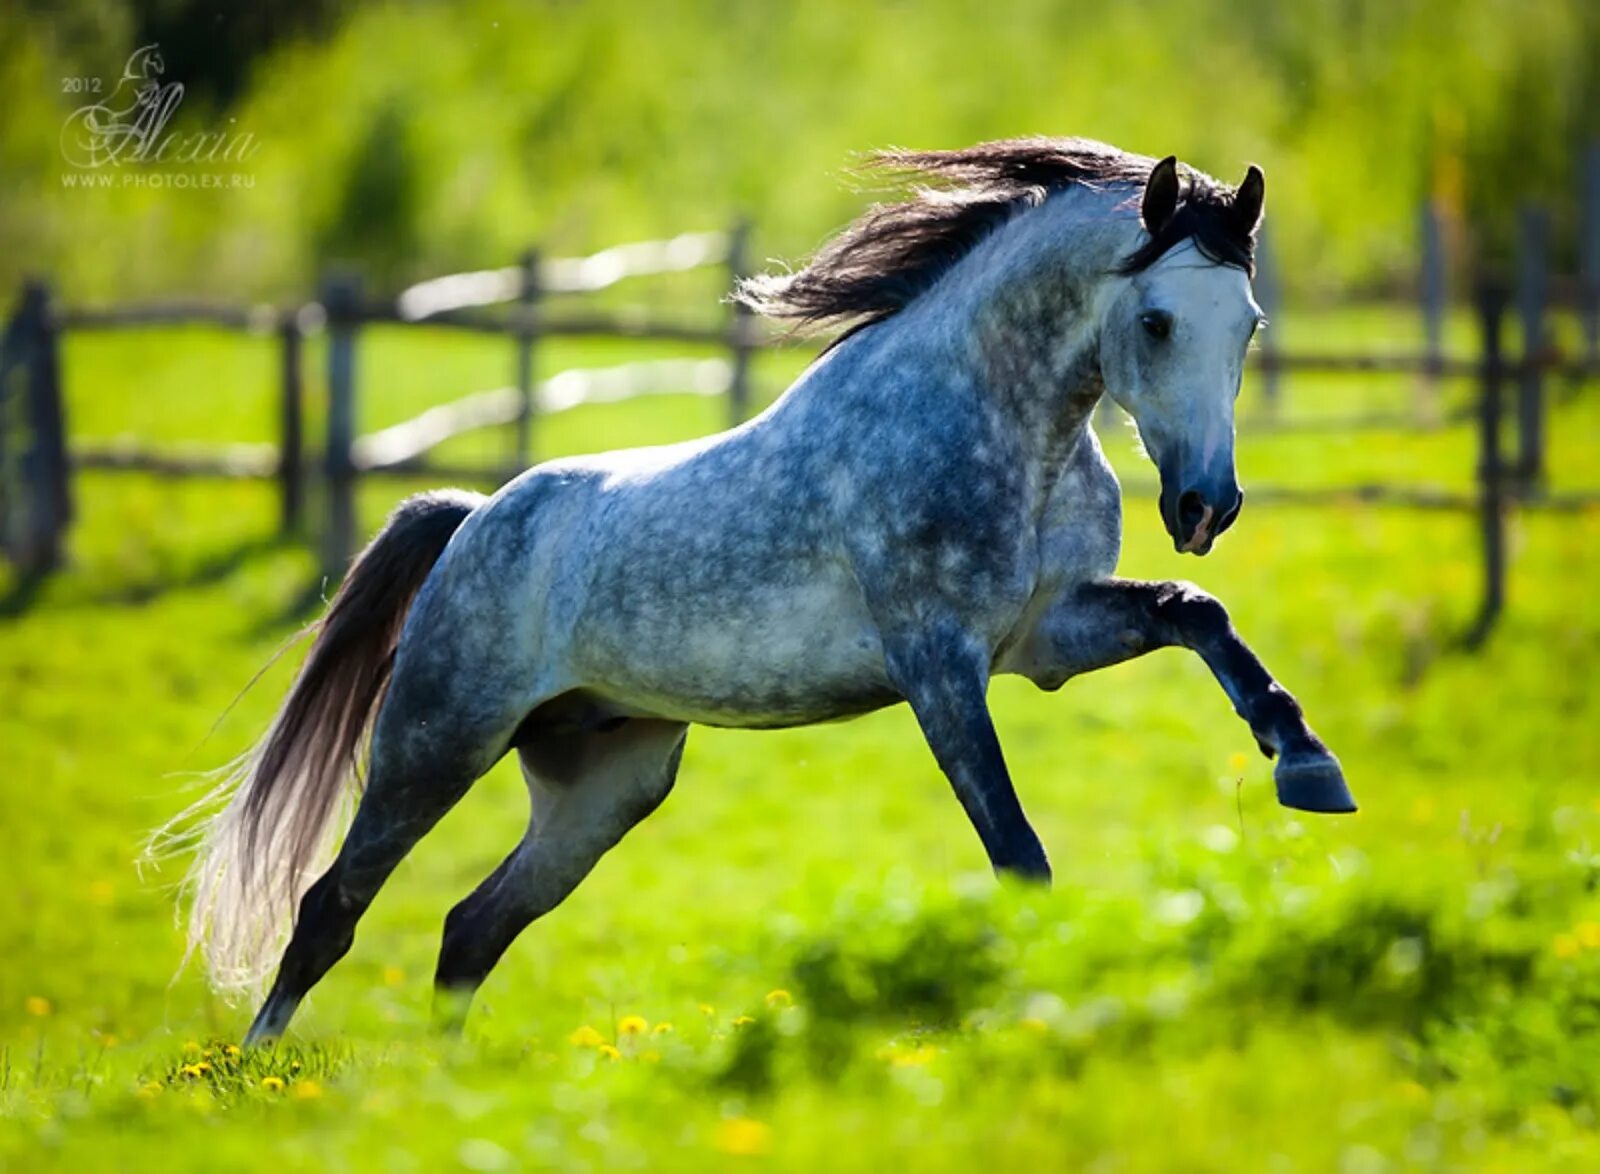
[1274,750,1357,814]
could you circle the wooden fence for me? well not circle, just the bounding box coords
[1,216,1597,644]
[0,223,758,583]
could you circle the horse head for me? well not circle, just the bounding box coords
[1098,158,1266,555]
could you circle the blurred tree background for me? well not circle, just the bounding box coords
[1,0,1596,302]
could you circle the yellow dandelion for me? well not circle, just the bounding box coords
[597,1044,622,1061]
[261,1076,285,1092]
[764,989,792,1008]
[731,1015,756,1028]
[224,1045,241,1058]
[618,1015,649,1036]
[1227,751,1250,774]
[292,1080,323,1100]
[713,1117,772,1156]
[179,1064,204,1079]
[569,1025,606,1048]
[24,996,51,1018]
[193,1062,211,1074]
[1577,922,1600,950]
[652,1022,675,1035]
[137,1081,163,1099]
[183,1041,201,1054]
[1554,933,1581,959]
[698,1003,716,1017]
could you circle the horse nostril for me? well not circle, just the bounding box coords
[1216,490,1244,535]
[1177,490,1206,529]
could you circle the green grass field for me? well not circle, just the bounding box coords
[2,309,1599,1170]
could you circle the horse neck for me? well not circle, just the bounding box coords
[906,189,1135,468]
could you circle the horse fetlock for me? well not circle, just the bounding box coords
[1246,684,1312,754]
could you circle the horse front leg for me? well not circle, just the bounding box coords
[885,621,1052,883]
[1022,579,1355,814]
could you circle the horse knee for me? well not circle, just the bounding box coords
[1152,580,1231,639]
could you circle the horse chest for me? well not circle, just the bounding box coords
[1034,428,1124,587]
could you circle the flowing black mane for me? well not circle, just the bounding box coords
[735,136,1258,334]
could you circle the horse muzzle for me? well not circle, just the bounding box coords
[1160,480,1243,555]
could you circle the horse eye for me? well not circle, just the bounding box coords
[1140,310,1173,340]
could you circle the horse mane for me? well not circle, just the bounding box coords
[734,136,1257,335]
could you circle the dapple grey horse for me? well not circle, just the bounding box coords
[171,138,1354,1043]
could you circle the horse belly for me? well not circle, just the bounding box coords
[574,573,898,729]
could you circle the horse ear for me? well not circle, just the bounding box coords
[1233,164,1265,234]
[1141,156,1180,235]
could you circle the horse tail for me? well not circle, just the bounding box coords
[162,488,484,993]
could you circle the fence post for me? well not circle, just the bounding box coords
[278,308,305,536]
[726,218,755,426]
[1253,222,1283,414]
[11,280,70,577]
[1418,200,1447,418]
[0,292,18,564]
[512,247,540,477]
[1514,205,1549,493]
[1466,283,1508,649]
[1581,141,1600,371]
[321,273,360,583]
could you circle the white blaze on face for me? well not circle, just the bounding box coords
[1139,250,1258,461]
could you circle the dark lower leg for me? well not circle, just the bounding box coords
[1151,590,1324,760]
[1048,581,1354,813]
[431,721,687,1033]
[430,842,591,1033]
[245,767,484,1044]
[888,624,1050,882]
[245,859,377,1044]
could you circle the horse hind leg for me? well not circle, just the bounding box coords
[432,718,688,1032]
[244,693,519,1044]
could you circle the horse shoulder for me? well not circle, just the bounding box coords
[833,382,1043,653]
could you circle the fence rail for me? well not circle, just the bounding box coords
[57,302,285,332]
[350,359,733,474]
[396,230,732,321]
[72,438,280,479]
